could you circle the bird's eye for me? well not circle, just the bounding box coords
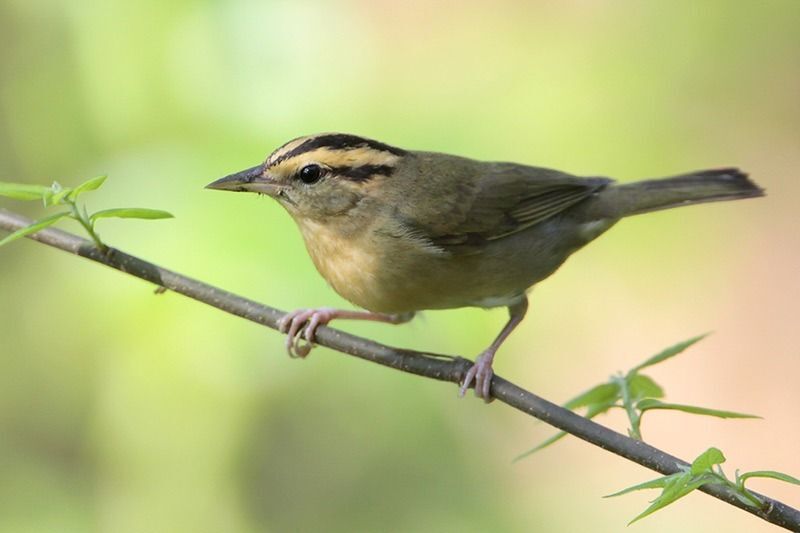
[298,164,324,184]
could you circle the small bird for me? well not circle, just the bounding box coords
[207,133,763,400]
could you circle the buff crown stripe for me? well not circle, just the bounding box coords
[268,134,406,168]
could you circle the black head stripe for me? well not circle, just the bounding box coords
[269,134,406,168]
[333,164,396,182]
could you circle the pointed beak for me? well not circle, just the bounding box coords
[205,165,281,195]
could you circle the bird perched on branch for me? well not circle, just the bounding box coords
[207,133,763,400]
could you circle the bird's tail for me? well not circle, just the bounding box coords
[584,168,764,220]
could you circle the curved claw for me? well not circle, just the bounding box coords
[276,307,415,359]
[277,308,336,358]
[459,351,496,402]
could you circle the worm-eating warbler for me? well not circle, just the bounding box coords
[207,133,763,399]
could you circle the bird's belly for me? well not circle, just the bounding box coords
[299,222,385,310]
[307,242,553,313]
[361,240,562,313]
[299,216,614,314]
[375,218,613,312]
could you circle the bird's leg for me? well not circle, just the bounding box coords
[278,308,415,358]
[459,297,529,401]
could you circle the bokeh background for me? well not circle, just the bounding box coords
[1,1,798,532]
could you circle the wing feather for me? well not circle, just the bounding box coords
[404,158,612,252]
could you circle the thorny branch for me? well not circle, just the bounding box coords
[1,207,798,532]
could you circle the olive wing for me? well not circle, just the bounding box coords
[420,161,612,250]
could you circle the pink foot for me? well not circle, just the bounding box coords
[457,298,528,402]
[277,307,337,358]
[459,350,496,401]
[277,308,415,358]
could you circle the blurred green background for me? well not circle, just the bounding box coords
[1,1,798,531]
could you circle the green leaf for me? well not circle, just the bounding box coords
[604,474,671,498]
[690,447,726,475]
[630,333,709,373]
[90,208,173,222]
[583,401,618,420]
[608,466,723,524]
[628,473,711,524]
[49,187,74,206]
[739,470,800,486]
[627,374,664,400]
[0,211,71,246]
[68,175,107,200]
[0,182,52,201]
[730,489,763,508]
[637,399,760,420]
[563,382,620,410]
[42,181,64,207]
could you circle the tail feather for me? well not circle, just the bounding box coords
[585,168,764,220]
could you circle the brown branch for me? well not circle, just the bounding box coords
[1,207,798,532]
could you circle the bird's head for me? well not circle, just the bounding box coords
[206,133,407,222]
